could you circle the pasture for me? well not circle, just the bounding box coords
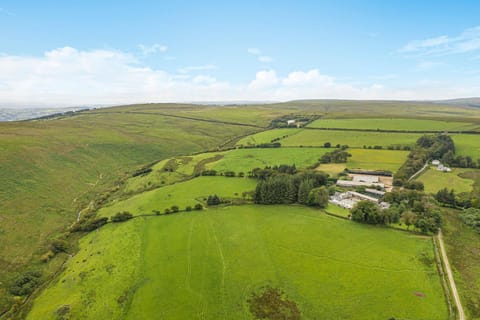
[452,134,480,160]
[442,209,480,319]
[0,107,260,313]
[347,149,409,173]
[279,129,421,148]
[27,205,448,320]
[236,128,302,146]
[308,118,479,131]
[99,177,257,217]
[315,149,408,174]
[207,147,331,173]
[417,167,475,194]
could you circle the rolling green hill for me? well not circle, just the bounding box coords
[27,205,448,320]
[3,100,480,319]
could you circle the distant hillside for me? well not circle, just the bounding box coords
[433,97,480,108]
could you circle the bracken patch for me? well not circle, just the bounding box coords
[248,286,300,320]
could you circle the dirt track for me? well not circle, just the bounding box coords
[438,229,466,320]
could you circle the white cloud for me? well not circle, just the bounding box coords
[138,44,168,55]
[178,64,217,74]
[415,61,445,70]
[400,26,480,56]
[0,46,478,107]
[248,48,273,63]
[248,70,278,89]
[247,48,261,55]
[258,55,273,63]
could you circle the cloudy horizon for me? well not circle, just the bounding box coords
[1,1,480,108]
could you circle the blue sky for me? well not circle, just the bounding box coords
[1,1,480,107]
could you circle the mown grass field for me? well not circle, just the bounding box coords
[347,149,409,172]
[99,177,257,217]
[28,205,448,320]
[308,118,479,131]
[275,129,421,148]
[207,147,331,173]
[315,149,409,174]
[417,167,476,194]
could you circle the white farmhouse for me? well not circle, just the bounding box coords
[287,120,296,126]
[431,160,440,166]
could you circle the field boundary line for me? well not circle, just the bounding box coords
[303,126,480,135]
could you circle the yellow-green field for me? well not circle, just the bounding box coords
[308,118,479,131]
[417,167,476,194]
[277,129,421,148]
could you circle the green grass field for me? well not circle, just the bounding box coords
[442,209,480,319]
[347,149,409,172]
[27,205,448,320]
[452,134,480,160]
[236,128,302,146]
[314,149,408,174]
[5,101,480,319]
[124,147,331,193]
[99,177,257,217]
[207,147,331,173]
[417,167,476,194]
[308,118,479,131]
[279,129,421,148]
[0,107,261,314]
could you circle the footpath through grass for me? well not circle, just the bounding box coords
[27,205,448,320]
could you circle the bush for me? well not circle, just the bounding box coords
[224,171,236,177]
[9,271,42,296]
[50,239,69,253]
[185,206,192,212]
[164,208,171,214]
[207,195,221,206]
[111,211,133,222]
[71,217,108,232]
[171,205,179,213]
[194,203,203,210]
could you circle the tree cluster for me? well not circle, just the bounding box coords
[111,211,133,222]
[441,150,478,168]
[395,134,455,183]
[207,194,221,206]
[9,271,42,296]
[320,149,351,164]
[435,188,456,207]
[382,189,441,233]
[460,208,480,233]
[71,214,108,232]
[254,171,329,206]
